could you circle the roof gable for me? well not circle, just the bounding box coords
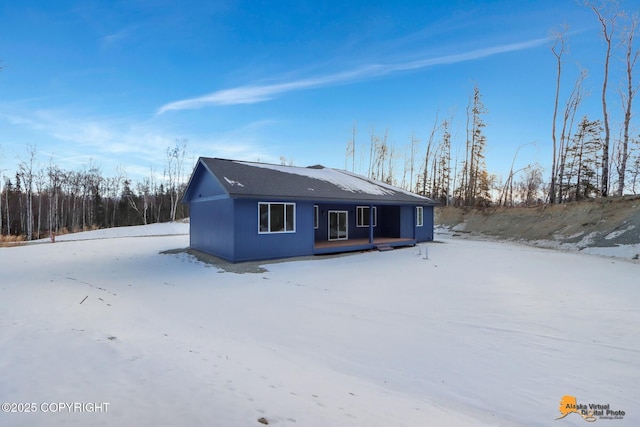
[182,160,227,202]
[184,157,436,205]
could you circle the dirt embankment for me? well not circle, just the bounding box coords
[435,196,640,251]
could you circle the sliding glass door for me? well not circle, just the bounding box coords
[328,210,348,240]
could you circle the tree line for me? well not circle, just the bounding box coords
[340,0,639,207]
[0,141,189,240]
[342,85,497,207]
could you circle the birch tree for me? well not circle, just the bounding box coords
[617,14,639,195]
[165,139,188,222]
[17,145,36,240]
[47,162,63,235]
[587,0,620,197]
[549,25,568,203]
[34,169,46,239]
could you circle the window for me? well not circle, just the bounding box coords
[416,206,424,227]
[356,206,377,227]
[259,202,295,233]
[314,205,319,229]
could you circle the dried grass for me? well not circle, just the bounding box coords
[0,235,26,247]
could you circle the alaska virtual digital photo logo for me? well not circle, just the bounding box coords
[556,395,625,422]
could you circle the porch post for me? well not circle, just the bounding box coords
[368,204,374,244]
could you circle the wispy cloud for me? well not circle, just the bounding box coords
[0,109,170,170]
[0,108,275,178]
[157,37,547,115]
[102,26,136,47]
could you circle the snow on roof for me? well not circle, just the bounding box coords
[238,161,428,199]
[223,176,245,187]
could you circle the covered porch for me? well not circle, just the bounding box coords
[312,202,417,255]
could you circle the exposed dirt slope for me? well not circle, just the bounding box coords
[435,196,640,251]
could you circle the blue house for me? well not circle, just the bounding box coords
[182,157,437,262]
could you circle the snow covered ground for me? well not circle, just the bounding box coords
[1,223,638,426]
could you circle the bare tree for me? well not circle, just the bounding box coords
[3,176,10,235]
[34,168,46,239]
[587,0,621,197]
[386,142,396,185]
[549,25,568,203]
[47,160,63,235]
[500,142,536,206]
[617,13,639,195]
[165,139,188,222]
[345,123,356,172]
[369,129,389,182]
[378,129,389,182]
[147,166,163,223]
[368,127,377,179]
[421,114,438,196]
[628,138,640,192]
[136,178,151,225]
[17,145,37,240]
[517,165,544,206]
[409,131,418,191]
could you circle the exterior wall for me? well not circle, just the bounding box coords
[233,199,315,262]
[314,203,383,242]
[312,203,433,243]
[188,194,434,261]
[314,203,347,241]
[183,162,227,202]
[415,205,435,242]
[189,197,235,261]
[399,205,415,239]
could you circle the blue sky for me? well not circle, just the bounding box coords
[0,0,634,186]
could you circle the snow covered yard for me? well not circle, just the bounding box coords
[0,224,638,427]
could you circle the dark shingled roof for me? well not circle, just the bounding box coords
[192,157,436,205]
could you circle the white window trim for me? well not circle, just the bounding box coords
[356,206,377,228]
[314,205,319,229]
[258,202,296,234]
[416,206,424,227]
[328,210,349,241]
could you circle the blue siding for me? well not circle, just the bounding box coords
[183,158,436,262]
[233,199,315,262]
[415,205,434,242]
[399,205,414,239]
[185,167,435,260]
[183,163,227,202]
[314,204,381,242]
[189,199,434,261]
[189,197,235,261]
[314,204,349,241]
